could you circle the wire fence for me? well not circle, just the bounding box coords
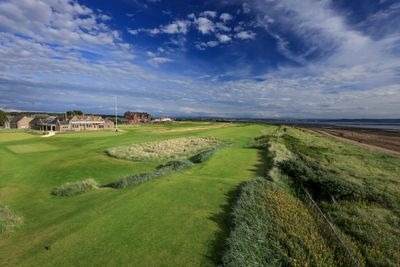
[302,186,362,267]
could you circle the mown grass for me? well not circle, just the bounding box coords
[51,179,99,196]
[0,204,23,235]
[7,143,59,154]
[0,122,265,266]
[2,122,398,266]
[106,136,222,161]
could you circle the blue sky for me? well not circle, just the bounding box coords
[0,0,399,118]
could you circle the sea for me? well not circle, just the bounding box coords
[264,119,400,131]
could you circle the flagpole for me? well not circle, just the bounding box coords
[115,96,118,131]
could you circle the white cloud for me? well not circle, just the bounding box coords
[161,20,191,34]
[195,17,215,35]
[127,11,255,50]
[215,22,231,32]
[127,28,139,35]
[0,0,119,46]
[146,51,156,57]
[207,41,219,47]
[235,31,256,40]
[146,50,173,67]
[199,11,217,18]
[128,20,190,36]
[100,14,111,21]
[195,40,219,50]
[242,3,251,14]
[220,13,233,22]
[216,34,232,43]
[147,57,173,67]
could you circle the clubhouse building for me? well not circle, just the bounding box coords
[5,115,114,132]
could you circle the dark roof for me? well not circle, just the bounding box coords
[7,115,23,124]
[30,116,63,126]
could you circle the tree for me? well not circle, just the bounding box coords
[66,110,83,117]
[0,110,6,127]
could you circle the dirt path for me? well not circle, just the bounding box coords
[41,132,56,138]
[309,128,400,157]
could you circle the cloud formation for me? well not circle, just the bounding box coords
[0,0,399,118]
[127,10,254,49]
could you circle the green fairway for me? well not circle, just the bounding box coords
[0,122,269,266]
[7,143,59,154]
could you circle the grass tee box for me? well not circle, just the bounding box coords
[7,143,59,154]
[106,136,222,161]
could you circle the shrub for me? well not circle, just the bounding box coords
[51,179,99,196]
[110,159,193,189]
[0,204,23,234]
[106,137,222,161]
[189,149,216,163]
[247,135,270,148]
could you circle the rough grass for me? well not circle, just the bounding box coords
[279,128,400,266]
[51,179,99,196]
[0,204,23,235]
[189,149,218,163]
[108,159,193,189]
[106,136,222,161]
[222,177,338,267]
[223,130,338,266]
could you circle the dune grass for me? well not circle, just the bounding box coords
[223,130,340,266]
[108,159,193,189]
[222,177,338,267]
[106,136,222,161]
[223,127,400,266]
[279,128,400,266]
[51,179,99,196]
[0,204,23,235]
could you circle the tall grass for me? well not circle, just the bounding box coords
[51,179,99,196]
[106,136,222,161]
[279,128,400,266]
[109,159,193,189]
[0,204,23,234]
[189,149,217,163]
[222,177,338,266]
[222,131,338,266]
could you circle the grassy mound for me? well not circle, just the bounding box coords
[223,131,339,266]
[0,204,23,235]
[222,177,337,266]
[109,159,193,189]
[106,136,221,161]
[51,179,99,196]
[279,128,400,266]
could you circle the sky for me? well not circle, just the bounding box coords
[0,0,399,118]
